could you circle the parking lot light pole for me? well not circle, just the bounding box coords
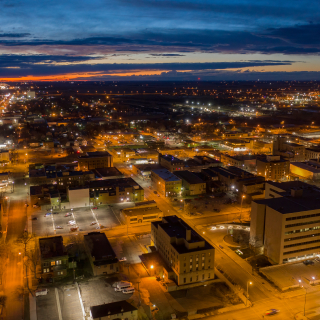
[246,281,252,306]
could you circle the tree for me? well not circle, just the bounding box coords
[16,232,36,255]
[67,234,86,262]
[26,242,41,280]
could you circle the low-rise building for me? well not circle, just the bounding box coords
[290,160,320,180]
[220,154,257,170]
[132,163,163,178]
[151,216,215,286]
[90,300,138,320]
[84,232,119,276]
[159,154,184,172]
[250,181,320,264]
[39,236,68,280]
[305,147,320,160]
[173,170,206,196]
[78,151,113,170]
[256,155,290,181]
[0,150,10,163]
[120,200,163,225]
[151,169,182,197]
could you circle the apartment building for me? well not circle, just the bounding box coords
[173,170,206,196]
[159,154,184,172]
[39,236,68,280]
[151,168,182,197]
[151,216,215,286]
[78,151,113,170]
[84,232,119,276]
[250,181,320,264]
[256,155,290,181]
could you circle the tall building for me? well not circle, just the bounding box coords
[151,216,215,285]
[250,181,320,264]
[256,155,290,181]
[78,151,113,170]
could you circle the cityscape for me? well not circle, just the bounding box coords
[1,0,320,320]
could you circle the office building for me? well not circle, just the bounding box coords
[250,181,320,264]
[151,216,214,285]
[151,169,182,197]
[78,151,113,170]
[256,155,290,181]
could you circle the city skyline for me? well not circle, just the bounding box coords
[0,0,319,81]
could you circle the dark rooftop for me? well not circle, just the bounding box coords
[90,300,137,319]
[39,236,66,259]
[84,232,118,266]
[79,151,112,159]
[173,170,204,184]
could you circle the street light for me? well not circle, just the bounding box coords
[246,281,252,306]
[240,195,246,222]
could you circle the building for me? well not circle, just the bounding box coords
[250,181,320,264]
[305,147,320,161]
[151,169,182,197]
[256,155,290,181]
[290,160,320,180]
[39,236,68,279]
[78,151,113,170]
[151,216,214,286]
[91,167,124,180]
[159,154,184,172]
[0,150,10,163]
[173,171,206,196]
[84,232,119,276]
[132,163,163,178]
[90,300,138,320]
[120,201,163,225]
[273,136,305,161]
[220,154,257,171]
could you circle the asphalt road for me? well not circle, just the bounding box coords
[4,175,29,320]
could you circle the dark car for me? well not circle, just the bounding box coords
[303,260,314,266]
[53,212,59,214]
[32,217,38,220]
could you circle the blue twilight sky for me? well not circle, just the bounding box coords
[0,0,320,80]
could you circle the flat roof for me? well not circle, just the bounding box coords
[291,162,320,173]
[88,177,142,189]
[39,236,66,259]
[90,300,137,319]
[84,232,118,266]
[151,169,181,182]
[173,170,204,184]
[79,151,112,159]
[92,167,123,178]
[161,154,183,163]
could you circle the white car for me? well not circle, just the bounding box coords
[68,220,76,225]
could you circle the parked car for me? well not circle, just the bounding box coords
[65,213,72,217]
[265,309,279,316]
[33,204,39,208]
[68,220,76,225]
[70,227,78,232]
[44,212,51,217]
[153,191,157,194]
[32,217,38,220]
[56,226,63,229]
[303,260,314,266]
[92,207,98,209]
[53,212,59,215]
[119,257,127,262]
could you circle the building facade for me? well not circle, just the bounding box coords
[78,151,113,170]
[151,169,182,197]
[151,216,215,285]
[256,155,290,181]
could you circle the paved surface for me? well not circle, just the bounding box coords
[36,288,59,320]
[261,261,320,290]
[57,284,83,320]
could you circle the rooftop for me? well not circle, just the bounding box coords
[161,154,183,163]
[173,170,204,184]
[90,300,137,319]
[151,169,181,182]
[39,236,66,259]
[84,232,118,266]
[79,151,112,159]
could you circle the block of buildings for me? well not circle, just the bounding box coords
[132,163,163,178]
[150,216,214,286]
[78,151,113,170]
[91,167,124,179]
[39,236,68,279]
[250,181,320,264]
[151,168,182,197]
[256,155,290,181]
[159,154,184,172]
[305,147,320,161]
[84,232,119,276]
[90,300,138,320]
[220,154,257,170]
[290,160,320,180]
[120,200,163,225]
[273,136,305,161]
[173,170,206,196]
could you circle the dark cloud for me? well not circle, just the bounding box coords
[149,53,185,57]
[0,33,30,38]
[0,59,293,77]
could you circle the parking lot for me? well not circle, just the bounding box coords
[31,205,122,236]
[260,260,320,291]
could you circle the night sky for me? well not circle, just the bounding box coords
[0,0,319,81]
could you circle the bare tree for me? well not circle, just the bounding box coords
[26,242,41,280]
[67,234,86,262]
[16,232,36,255]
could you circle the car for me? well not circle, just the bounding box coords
[153,191,157,194]
[53,212,59,215]
[56,226,63,229]
[32,217,38,220]
[70,227,78,232]
[119,257,127,262]
[33,204,39,208]
[68,220,76,225]
[157,194,160,197]
[44,212,51,217]
[265,309,279,316]
[65,213,72,217]
[92,207,98,209]
[303,260,314,266]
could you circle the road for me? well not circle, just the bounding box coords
[3,173,29,319]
